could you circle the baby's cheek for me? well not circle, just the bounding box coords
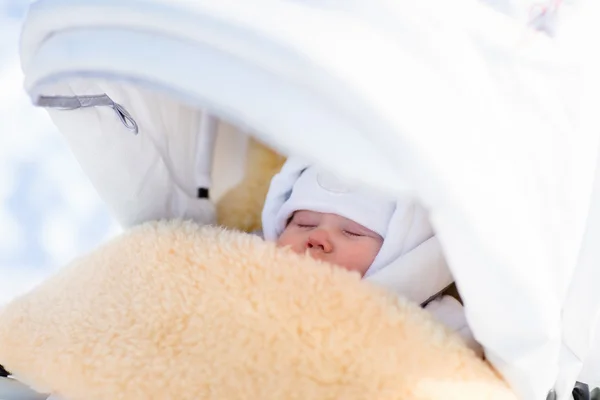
[368,240,384,261]
[357,241,380,259]
[339,245,374,275]
[358,241,384,270]
[276,236,290,248]
[276,230,301,251]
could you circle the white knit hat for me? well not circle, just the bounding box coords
[261,157,435,276]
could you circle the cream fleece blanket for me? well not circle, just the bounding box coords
[0,220,516,400]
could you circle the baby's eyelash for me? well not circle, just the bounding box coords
[296,223,315,228]
[344,231,363,237]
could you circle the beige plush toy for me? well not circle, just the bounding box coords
[0,141,517,400]
[216,137,286,233]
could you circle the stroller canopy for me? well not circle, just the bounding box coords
[18,0,600,398]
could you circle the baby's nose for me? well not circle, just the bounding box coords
[306,230,333,253]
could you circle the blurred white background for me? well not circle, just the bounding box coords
[0,0,121,304]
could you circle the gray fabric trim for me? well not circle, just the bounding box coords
[36,94,139,134]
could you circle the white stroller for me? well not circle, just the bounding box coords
[2,0,600,399]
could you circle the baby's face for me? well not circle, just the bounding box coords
[277,210,383,276]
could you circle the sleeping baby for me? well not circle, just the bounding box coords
[261,157,482,355]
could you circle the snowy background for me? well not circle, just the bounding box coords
[0,1,121,304]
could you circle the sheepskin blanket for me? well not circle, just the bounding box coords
[0,220,516,400]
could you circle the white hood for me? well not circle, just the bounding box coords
[261,157,436,276]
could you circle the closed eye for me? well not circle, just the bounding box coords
[296,223,316,229]
[344,230,364,237]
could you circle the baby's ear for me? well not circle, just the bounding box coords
[216,137,286,232]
